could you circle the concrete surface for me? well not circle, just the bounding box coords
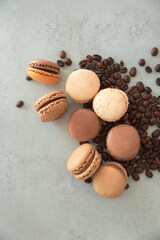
[0,0,160,239]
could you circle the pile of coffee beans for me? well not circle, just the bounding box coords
[57,50,72,67]
[78,54,160,188]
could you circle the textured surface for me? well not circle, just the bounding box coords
[0,0,160,240]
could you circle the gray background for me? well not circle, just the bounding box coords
[0,0,160,239]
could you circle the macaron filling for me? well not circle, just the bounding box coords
[29,62,59,74]
[30,66,58,75]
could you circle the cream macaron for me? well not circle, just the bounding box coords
[93,88,129,122]
[67,143,101,180]
[65,69,100,103]
[93,162,128,199]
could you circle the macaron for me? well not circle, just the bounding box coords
[106,124,140,161]
[67,143,101,180]
[27,59,60,84]
[34,90,68,122]
[93,162,128,198]
[68,109,101,141]
[93,88,129,121]
[65,69,100,103]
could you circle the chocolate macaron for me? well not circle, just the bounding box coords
[93,162,128,198]
[106,124,140,161]
[68,109,101,141]
[34,90,68,122]
[27,59,60,84]
[67,143,101,180]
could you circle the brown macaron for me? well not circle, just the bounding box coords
[93,162,128,198]
[67,143,101,180]
[34,90,68,122]
[68,109,101,142]
[106,124,140,161]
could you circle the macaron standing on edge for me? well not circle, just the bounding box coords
[65,69,100,103]
[34,90,68,122]
[67,143,101,180]
[93,162,128,199]
[27,59,60,84]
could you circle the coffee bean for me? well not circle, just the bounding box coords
[152,130,160,138]
[141,124,148,131]
[96,145,103,153]
[132,172,140,181]
[79,59,87,67]
[113,63,120,72]
[149,96,156,103]
[154,111,160,117]
[16,100,24,108]
[93,54,102,62]
[133,92,141,100]
[84,177,92,183]
[108,57,114,65]
[98,61,103,68]
[59,50,66,58]
[136,81,144,92]
[145,136,151,143]
[156,78,160,86]
[145,87,152,93]
[65,58,72,66]
[122,113,129,121]
[145,66,152,73]
[149,118,157,125]
[103,59,109,66]
[127,165,134,176]
[79,141,89,145]
[135,113,142,119]
[92,137,101,143]
[155,157,160,165]
[129,67,137,77]
[139,59,145,66]
[109,78,116,85]
[86,55,93,62]
[120,66,127,73]
[26,75,32,81]
[123,75,130,83]
[57,60,65,67]
[142,93,151,100]
[138,106,146,113]
[135,166,143,173]
[145,112,151,118]
[128,86,137,95]
[151,47,158,56]
[102,152,109,161]
[114,72,121,80]
[120,61,124,66]
[145,171,153,178]
[157,96,160,103]
[140,132,147,138]
[105,70,111,78]
[155,64,160,72]
[125,184,129,189]
[150,163,157,170]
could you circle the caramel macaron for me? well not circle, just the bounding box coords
[67,143,101,180]
[93,88,129,121]
[93,162,128,198]
[66,69,100,103]
[27,59,60,84]
[106,124,140,161]
[34,91,68,122]
[68,109,101,141]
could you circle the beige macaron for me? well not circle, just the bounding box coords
[93,162,128,199]
[67,143,101,180]
[65,69,100,103]
[34,90,68,122]
[93,88,129,122]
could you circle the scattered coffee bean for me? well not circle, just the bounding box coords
[59,50,66,59]
[125,184,129,189]
[129,67,137,77]
[132,172,140,181]
[98,61,103,68]
[108,57,114,65]
[120,61,124,66]
[114,63,120,72]
[145,171,153,178]
[155,157,160,165]
[113,72,121,80]
[65,58,72,66]
[102,152,109,161]
[123,75,130,83]
[16,100,24,108]
[86,55,93,62]
[103,59,109,66]
[150,163,157,170]
[93,54,102,62]
[142,93,151,100]
[57,60,65,67]
[79,59,87,67]
[92,137,101,144]
[151,47,158,56]
[136,81,144,92]
[120,66,127,73]
[133,92,141,100]
[84,177,92,183]
[145,66,152,73]
[139,59,145,66]
[26,75,32,81]
[156,78,160,86]
[96,145,103,153]
[155,64,160,72]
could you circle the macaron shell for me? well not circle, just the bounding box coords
[27,68,60,84]
[38,99,68,122]
[66,69,100,103]
[106,124,140,161]
[93,88,128,121]
[75,150,101,180]
[34,91,67,112]
[67,144,95,174]
[29,59,60,74]
[93,162,127,198]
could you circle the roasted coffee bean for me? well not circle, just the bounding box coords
[123,75,130,83]
[140,132,147,138]
[107,57,114,65]
[130,159,136,165]
[122,84,128,91]
[142,93,151,100]
[149,118,157,125]
[120,66,127,73]
[155,64,160,72]
[145,112,151,118]
[145,171,153,178]
[122,162,129,168]
[129,67,137,77]
[135,166,143,173]
[145,136,151,143]
[98,61,103,68]
[26,75,32,81]
[150,163,157,170]
[138,106,146,113]
[157,96,160,103]
[92,137,101,143]
[96,145,103,153]
[139,59,145,66]
[151,47,158,56]
[84,177,92,183]
[127,165,134,176]
[79,141,89,145]
[132,172,140,181]
[149,96,156,103]
[105,70,111,78]
[109,78,116,85]
[133,92,141,100]
[120,61,124,66]
[117,79,124,87]
[125,184,129,189]
[155,157,160,165]
[135,98,143,105]
[86,55,93,62]
[57,60,65,67]
[79,59,87,67]
[152,130,160,138]
[143,162,150,171]
[128,86,137,95]
[103,59,109,66]
[101,81,109,88]
[59,50,66,58]
[114,63,120,72]
[122,113,129,121]
[102,152,109,161]
[154,111,160,117]
[113,72,121,80]
[136,81,144,92]
[135,113,142,119]
[141,118,149,123]
[145,66,152,73]
[141,139,146,145]
[157,122,160,128]
[144,87,152,93]
[16,100,24,108]
[141,124,148,131]
[65,58,72,66]
[93,54,102,62]
[156,78,160,86]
